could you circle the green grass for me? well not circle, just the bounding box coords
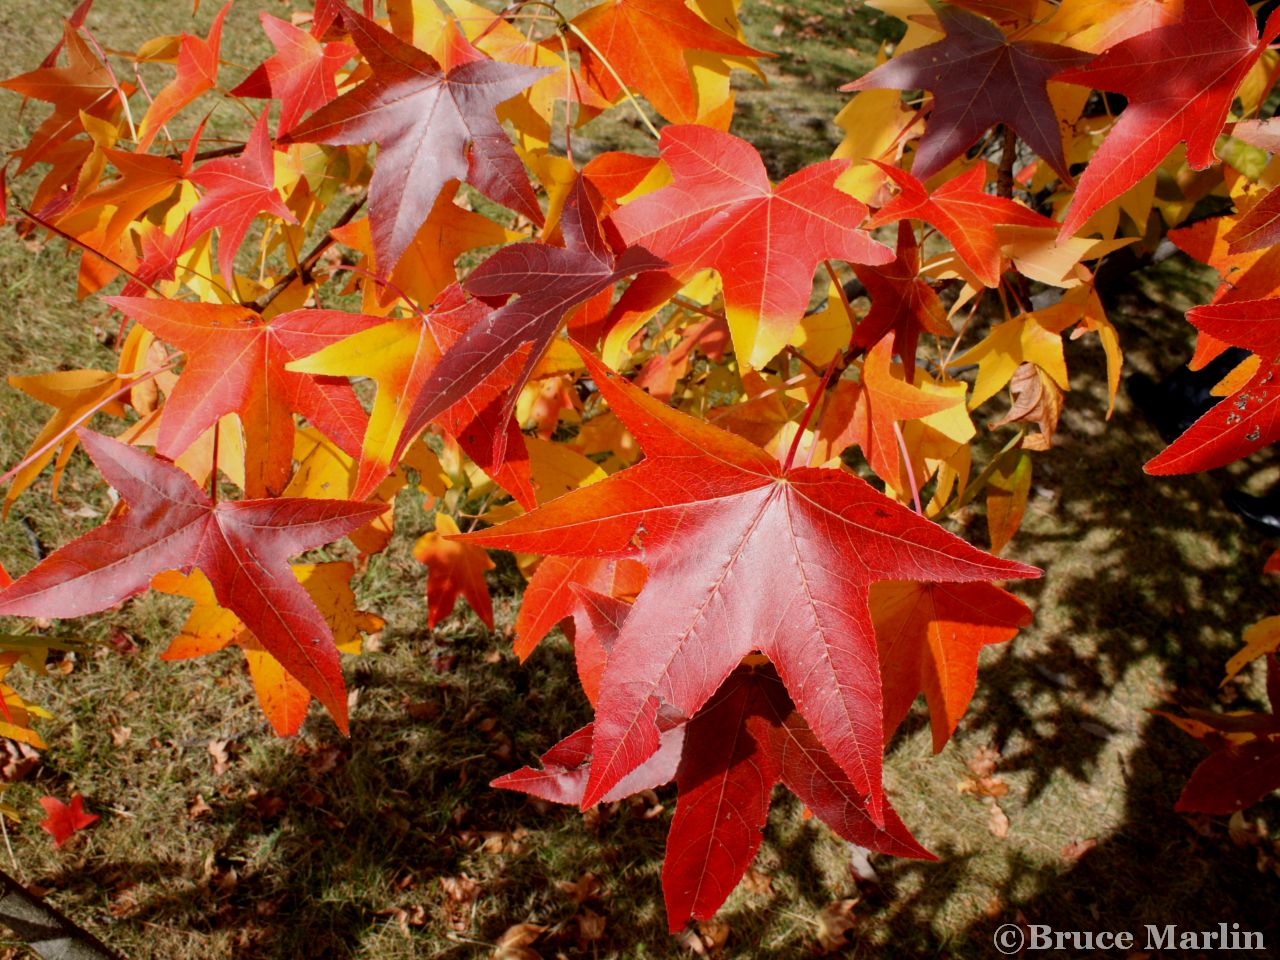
[1,0,1279,958]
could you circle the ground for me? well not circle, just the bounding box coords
[0,1,1278,958]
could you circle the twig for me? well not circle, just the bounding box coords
[249,194,366,314]
[996,125,1017,200]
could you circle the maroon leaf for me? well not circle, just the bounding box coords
[842,6,1090,182]
[398,177,666,469]
[280,9,549,273]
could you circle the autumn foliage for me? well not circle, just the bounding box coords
[2,0,1280,934]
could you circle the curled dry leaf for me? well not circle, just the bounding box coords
[440,874,482,932]
[990,362,1064,452]
[492,922,545,960]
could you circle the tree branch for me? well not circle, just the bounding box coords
[250,194,366,314]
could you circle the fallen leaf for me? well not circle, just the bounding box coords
[39,794,99,847]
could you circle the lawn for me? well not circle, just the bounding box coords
[0,0,1278,957]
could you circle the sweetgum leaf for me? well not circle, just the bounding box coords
[464,348,1039,822]
[843,6,1090,182]
[280,8,548,273]
[0,432,382,732]
[1057,0,1280,237]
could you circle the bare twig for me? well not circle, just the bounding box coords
[249,194,366,314]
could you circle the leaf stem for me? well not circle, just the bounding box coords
[782,355,841,472]
[893,421,923,513]
[996,124,1017,200]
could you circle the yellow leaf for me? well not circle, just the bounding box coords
[790,283,854,366]
[1224,616,1280,685]
[5,369,128,513]
[951,313,1069,409]
[987,452,1031,555]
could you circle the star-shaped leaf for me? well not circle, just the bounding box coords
[1,24,119,172]
[104,296,379,497]
[851,222,951,376]
[397,176,666,470]
[182,113,298,289]
[0,432,383,731]
[39,794,99,847]
[414,512,496,629]
[154,562,381,736]
[464,348,1038,820]
[872,580,1031,752]
[231,12,356,135]
[867,163,1057,288]
[286,283,536,505]
[280,9,549,274]
[608,125,893,368]
[497,663,931,931]
[566,0,764,123]
[842,5,1091,182]
[136,2,232,151]
[1056,0,1280,237]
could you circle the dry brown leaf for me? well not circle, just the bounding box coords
[188,794,212,820]
[440,874,482,932]
[959,745,1009,797]
[577,908,607,944]
[1060,837,1097,862]
[492,922,545,959]
[741,867,773,895]
[814,899,859,954]
[377,904,427,936]
[555,872,601,904]
[680,917,731,955]
[990,362,1064,451]
[0,740,41,782]
[986,798,1010,838]
[109,726,131,747]
[208,739,231,776]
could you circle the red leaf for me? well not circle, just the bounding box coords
[280,9,549,273]
[515,555,646,660]
[866,163,1056,288]
[104,297,379,497]
[850,222,950,378]
[39,794,99,847]
[182,113,298,289]
[1225,185,1280,255]
[608,125,893,367]
[413,514,495,630]
[231,12,356,135]
[464,349,1039,821]
[842,5,1090,182]
[496,664,931,931]
[0,432,382,732]
[1172,656,1280,815]
[136,2,232,151]
[566,0,764,123]
[0,24,118,172]
[1145,298,1280,474]
[1057,0,1280,237]
[872,580,1031,752]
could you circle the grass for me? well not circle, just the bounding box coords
[1,0,1280,958]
